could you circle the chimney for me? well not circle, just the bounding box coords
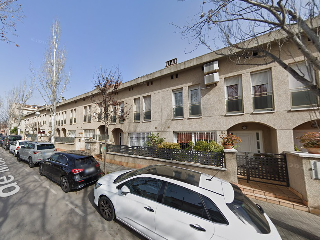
[165,58,177,68]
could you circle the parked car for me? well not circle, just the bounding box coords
[39,151,102,192]
[9,140,29,156]
[17,142,56,168]
[94,165,281,240]
[0,136,6,147]
[3,135,22,150]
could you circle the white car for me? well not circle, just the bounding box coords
[9,140,29,156]
[94,165,281,240]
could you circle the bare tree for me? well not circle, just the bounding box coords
[32,19,70,144]
[0,0,23,46]
[182,0,320,95]
[92,68,130,173]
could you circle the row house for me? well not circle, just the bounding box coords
[22,35,320,154]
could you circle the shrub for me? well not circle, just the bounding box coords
[158,142,181,149]
[147,133,165,147]
[192,140,223,153]
[298,132,320,148]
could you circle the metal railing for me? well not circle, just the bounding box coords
[55,137,75,143]
[106,144,225,167]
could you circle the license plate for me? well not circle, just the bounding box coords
[85,167,95,174]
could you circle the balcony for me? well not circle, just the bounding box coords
[253,93,273,111]
[291,89,318,109]
[173,106,183,118]
[226,98,243,113]
[144,111,151,121]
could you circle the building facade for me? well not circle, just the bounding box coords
[22,38,320,154]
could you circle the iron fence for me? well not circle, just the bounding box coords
[55,137,75,143]
[106,144,225,167]
[237,152,289,186]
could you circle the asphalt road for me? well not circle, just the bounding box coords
[0,148,145,240]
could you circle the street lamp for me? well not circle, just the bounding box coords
[35,112,40,142]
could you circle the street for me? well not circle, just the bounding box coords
[1,147,320,240]
[0,148,145,240]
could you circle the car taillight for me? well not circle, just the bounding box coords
[54,149,57,151]
[72,169,84,174]
[7,140,9,144]
[16,146,20,150]
[96,163,100,168]
[33,151,40,154]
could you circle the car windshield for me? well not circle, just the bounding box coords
[74,156,96,168]
[37,144,55,150]
[9,136,22,141]
[19,141,28,146]
[227,184,270,234]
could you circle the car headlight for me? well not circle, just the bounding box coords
[95,182,102,189]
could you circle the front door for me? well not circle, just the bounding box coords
[231,131,263,153]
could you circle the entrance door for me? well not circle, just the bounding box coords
[231,131,263,153]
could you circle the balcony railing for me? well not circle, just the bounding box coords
[173,106,183,118]
[55,137,75,143]
[291,89,318,109]
[252,92,273,111]
[226,98,243,113]
[106,144,225,167]
[144,111,151,121]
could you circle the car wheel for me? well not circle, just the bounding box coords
[39,164,44,176]
[98,196,115,221]
[17,153,21,162]
[28,157,34,168]
[61,176,70,193]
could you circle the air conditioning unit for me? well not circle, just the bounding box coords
[204,72,219,85]
[204,61,219,74]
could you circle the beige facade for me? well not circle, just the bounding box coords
[22,39,320,154]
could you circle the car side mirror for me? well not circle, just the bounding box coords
[120,185,130,195]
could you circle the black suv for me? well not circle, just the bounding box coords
[3,135,22,150]
[39,151,102,192]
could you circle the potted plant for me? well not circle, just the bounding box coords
[220,133,241,149]
[298,132,320,154]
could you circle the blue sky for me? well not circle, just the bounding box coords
[0,0,210,105]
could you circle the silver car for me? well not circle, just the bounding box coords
[17,142,56,168]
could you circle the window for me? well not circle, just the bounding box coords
[173,89,183,118]
[134,98,140,122]
[143,96,151,121]
[111,106,117,123]
[68,130,76,137]
[251,70,273,111]
[57,154,68,165]
[70,110,73,125]
[84,129,95,139]
[88,106,91,123]
[73,109,76,123]
[174,131,216,149]
[289,62,318,109]
[225,75,243,113]
[123,177,162,202]
[63,111,67,124]
[162,183,208,220]
[189,86,201,117]
[83,106,87,122]
[201,195,228,224]
[128,132,151,147]
[119,102,124,123]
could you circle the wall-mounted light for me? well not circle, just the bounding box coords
[242,125,247,130]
